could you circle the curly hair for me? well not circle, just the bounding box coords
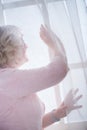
[0,25,25,68]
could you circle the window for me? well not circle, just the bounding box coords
[0,0,87,124]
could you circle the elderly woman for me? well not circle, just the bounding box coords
[0,24,82,130]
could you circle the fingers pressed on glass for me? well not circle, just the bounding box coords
[73,88,79,95]
[72,105,83,110]
[74,94,83,103]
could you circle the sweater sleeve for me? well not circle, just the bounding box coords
[2,56,68,98]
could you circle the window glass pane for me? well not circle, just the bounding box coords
[42,0,87,64]
[47,1,82,64]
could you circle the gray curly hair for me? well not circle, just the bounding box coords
[0,25,25,68]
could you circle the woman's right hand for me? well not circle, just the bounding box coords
[40,24,57,50]
[40,24,67,58]
[40,24,69,72]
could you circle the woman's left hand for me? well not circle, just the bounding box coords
[54,88,83,119]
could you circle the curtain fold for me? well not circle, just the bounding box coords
[64,0,87,85]
[63,1,87,128]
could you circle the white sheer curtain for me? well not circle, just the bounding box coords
[35,0,87,128]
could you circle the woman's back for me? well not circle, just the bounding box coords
[0,69,45,130]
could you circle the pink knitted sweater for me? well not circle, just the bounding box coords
[0,56,67,130]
